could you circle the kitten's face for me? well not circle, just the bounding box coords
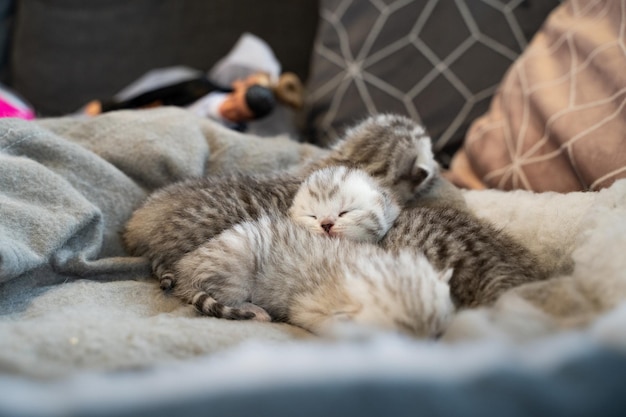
[290,167,399,243]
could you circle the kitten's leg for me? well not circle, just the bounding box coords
[151,259,177,290]
[174,226,272,322]
[191,291,271,321]
[159,272,175,291]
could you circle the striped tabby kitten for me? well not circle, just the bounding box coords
[303,113,439,205]
[382,206,548,308]
[123,114,444,289]
[173,214,454,338]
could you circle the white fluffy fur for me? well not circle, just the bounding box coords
[444,179,626,342]
[289,166,400,243]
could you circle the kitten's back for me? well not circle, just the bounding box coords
[382,206,548,308]
[123,172,301,281]
[123,113,464,288]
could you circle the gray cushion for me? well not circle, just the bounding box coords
[303,0,560,165]
[9,0,319,116]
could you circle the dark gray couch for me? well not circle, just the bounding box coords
[2,0,319,116]
[1,0,561,164]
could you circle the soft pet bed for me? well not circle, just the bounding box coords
[1,108,625,416]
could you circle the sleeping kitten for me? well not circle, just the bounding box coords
[303,113,439,205]
[382,206,548,308]
[289,166,399,243]
[124,111,540,309]
[173,214,455,338]
[123,172,300,290]
[169,166,453,337]
[123,114,447,289]
[303,146,546,310]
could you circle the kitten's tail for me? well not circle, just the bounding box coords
[191,291,269,321]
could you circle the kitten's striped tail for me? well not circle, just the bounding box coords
[191,291,267,321]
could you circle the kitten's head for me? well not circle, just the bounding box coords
[327,114,439,205]
[289,166,400,243]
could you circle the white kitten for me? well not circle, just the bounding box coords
[289,166,399,243]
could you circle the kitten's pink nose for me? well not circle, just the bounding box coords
[321,221,334,233]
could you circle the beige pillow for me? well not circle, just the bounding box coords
[462,0,626,192]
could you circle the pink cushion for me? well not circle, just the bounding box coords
[464,0,626,192]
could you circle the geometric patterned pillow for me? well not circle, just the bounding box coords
[303,0,560,165]
[463,0,626,192]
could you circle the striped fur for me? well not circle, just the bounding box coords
[173,215,454,338]
[305,114,439,205]
[123,114,443,289]
[382,206,549,308]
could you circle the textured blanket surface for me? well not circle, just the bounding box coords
[463,0,626,192]
[0,108,324,286]
[1,108,625,416]
[0,108,322,374]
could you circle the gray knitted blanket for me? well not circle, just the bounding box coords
[0,107,323,287]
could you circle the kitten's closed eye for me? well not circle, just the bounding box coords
[338,211,348,217]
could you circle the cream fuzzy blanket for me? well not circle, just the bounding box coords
[0,108,625,416]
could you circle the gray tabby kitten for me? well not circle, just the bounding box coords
[171,166,455,337]
[381,206,548,308]
[123,114,442,289]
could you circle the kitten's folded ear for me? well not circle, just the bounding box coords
[389,137,439,202]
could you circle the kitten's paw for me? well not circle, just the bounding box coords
[158,271,176,291]
[225,303,272,322]
[192,292,272,321]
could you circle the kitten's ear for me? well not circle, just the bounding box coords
[439,268,454,284]
[391,137,438,196]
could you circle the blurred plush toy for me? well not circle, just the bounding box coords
[84,33,304,132]
[187,71,304,127]
[84,71,303,131]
